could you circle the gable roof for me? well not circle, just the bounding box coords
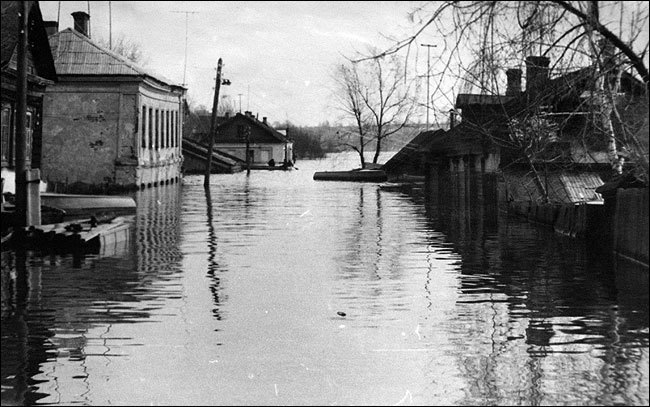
[1,0,56,80]
[217,112,290,143]
[48,28,183,89]
[382,129,445,172]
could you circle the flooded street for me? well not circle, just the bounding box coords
[2,154,648,405]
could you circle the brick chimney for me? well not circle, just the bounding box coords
[525,56,550,101]
[43,21,59,37]
[505,68,522,96]
[449,109,456,129]
[72,11,90,38]
[262,117,267,125]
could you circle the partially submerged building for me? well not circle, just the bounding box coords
[386,54,647,243]
[41,12,185,192]
[214,112,294,167]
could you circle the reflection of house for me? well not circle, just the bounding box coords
[214,112,294,166]
[41,12,185,193]
[1,1,56,185]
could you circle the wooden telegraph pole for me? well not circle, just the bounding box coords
[204,58,223,187]
[15,1,30,227]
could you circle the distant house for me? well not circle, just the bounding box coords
[41,12,186,192]
[1,1,56,185]
[214,111,294,166]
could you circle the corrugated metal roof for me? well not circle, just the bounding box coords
[559,172,604,202]
[503,171,603,204]
[48,28,182,88]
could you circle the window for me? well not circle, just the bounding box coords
[171,111,175,148]
[155,109,159,149]
[25,111,33,162]
[174,111,179,148]
[148,107,153,149]
[141,105,147,148]
[1,105,10,165]
[166,110,170,148]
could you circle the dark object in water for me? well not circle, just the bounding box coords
[337,311,346,317]
[314,170,387,182]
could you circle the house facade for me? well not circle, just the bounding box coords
[41,12,185,192]
[214,112,294,166]
[1,0,56,182]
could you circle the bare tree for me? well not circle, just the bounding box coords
[217,96,237,117]
[333,52,420,168]
[97,34,147,66]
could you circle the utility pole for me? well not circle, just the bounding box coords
[15,1,30,227]
[204,59,223,187]
[238,93,243,113]
[420,43,437,131]
[171,10,199,87]
[108,1,112,49]
[244,125,251,176]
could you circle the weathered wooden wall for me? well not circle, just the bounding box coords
[614,188,649,267]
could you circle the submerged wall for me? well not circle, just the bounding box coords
[614,188,649,267]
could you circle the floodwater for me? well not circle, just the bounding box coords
[1,153,648,406]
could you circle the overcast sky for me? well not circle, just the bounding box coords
[39,1,431,127]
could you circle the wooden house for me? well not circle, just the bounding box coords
[213,111,294,167]
[1,0,56,187]
[41,12,185,193]
[420,55,647,207]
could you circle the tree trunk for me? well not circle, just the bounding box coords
[587,1,622,175]
[372,136,381,164]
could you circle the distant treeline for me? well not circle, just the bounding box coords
[287,123,430,160]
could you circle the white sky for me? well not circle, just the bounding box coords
[39,1,433,127]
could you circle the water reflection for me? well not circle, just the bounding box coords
[204,186,223,322]
[423,199,649,405]
[1,154,647,405]
[1,183,185,405]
